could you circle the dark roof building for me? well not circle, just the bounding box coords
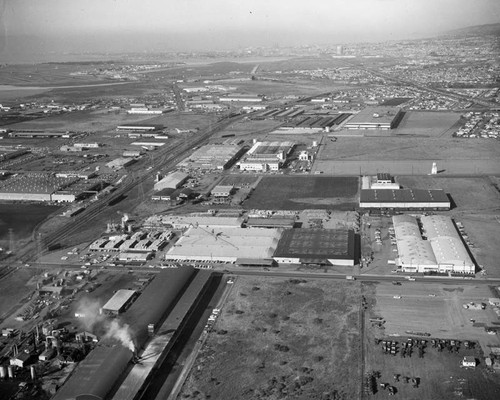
[359,189,450,210]
[52,267,195,400]
[273,229,356,266]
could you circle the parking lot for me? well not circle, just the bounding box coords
[373,282,500,354]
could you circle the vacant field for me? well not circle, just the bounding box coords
[318,137,499,162]
[365,282,500,400]
[180,277,362,400]
[5,108,157,132]
[453,214,500,278]
[394,111,462,137]
[397,176,500,212]
[243,175,358,210]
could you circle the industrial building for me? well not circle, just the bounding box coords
[179,144,245,170]
[110,270,213,400]
[52,267,200,400]
[245,217,296,229]
[8,131,76,138]
[164,226,282,263]
[238,141,294,172]
[127,108,164,115]
[154,171,189,191]
[101,289,137,316]
[273,228,356,266]
[344,107,403,130]
[219,94,263,102]
[144,214,243,229]
[0,173,79,202]
[392,214,474,274]
[105,157,136,170]
[116,125,158,132]
[361,173,400,190]
[359,189,450,210]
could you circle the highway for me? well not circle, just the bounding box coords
[340,59,498,109]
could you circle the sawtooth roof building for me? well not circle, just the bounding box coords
[179,144,245,170]
[393,214,474,274]
[360,189,450,210]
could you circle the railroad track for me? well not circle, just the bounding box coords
[0,113,245,280]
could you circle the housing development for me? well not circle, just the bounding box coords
[0,16,499,400]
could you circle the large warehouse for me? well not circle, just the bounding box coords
[359,189,450,210]
[153,171,189,191]
[101,289,137,316]
[273,228,356,266]
[393,214,474,274]
[52,267,198,400]
[344,107,402,130]
[164,226,282,263]
[0,173,79,202]
[179,144,245,170]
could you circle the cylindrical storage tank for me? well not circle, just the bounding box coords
[7,365,14,379]
[0,365,6,379]
[30,365,36,381]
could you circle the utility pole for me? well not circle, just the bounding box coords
[8,228,14,253]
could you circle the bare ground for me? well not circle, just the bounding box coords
[179,277,362,400]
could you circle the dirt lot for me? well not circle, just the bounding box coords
[180,276,362,400]
[243,175,358,210]
[218,174,260,188]
[365,282,500,400]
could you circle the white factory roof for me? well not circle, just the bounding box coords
[155,171,189,189]
[420,215,458,240]
[392,215,421,239]
[166,227,282,260]
[396,237,437,266]
[102,289,136,312]
[429,236,474,267]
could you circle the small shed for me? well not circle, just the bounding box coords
[462,356,476,368]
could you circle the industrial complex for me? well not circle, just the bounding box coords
[0,23,499,400]
[393,214,475,274]
[344,107,403,130]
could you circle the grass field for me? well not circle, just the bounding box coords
[394,111,462,137]
[314,135,500,175]
[243,175,358,210]
[180,277,362,400]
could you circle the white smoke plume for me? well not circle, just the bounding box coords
[104,320,135,353]
[75,298,135,353]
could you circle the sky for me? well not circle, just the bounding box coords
[0,0,499,61]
